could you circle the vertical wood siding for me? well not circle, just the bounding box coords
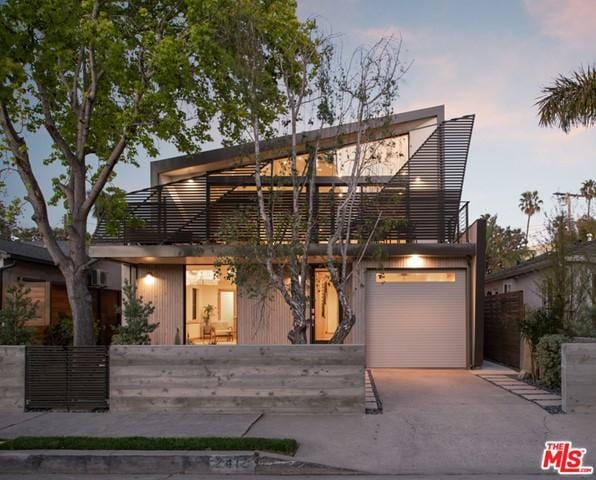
[237,288,293,344]
[136,265,184,345]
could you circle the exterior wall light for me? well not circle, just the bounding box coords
[145,272,155,285]
[406,254,424,268]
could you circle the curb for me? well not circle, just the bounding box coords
[0,450,361,475]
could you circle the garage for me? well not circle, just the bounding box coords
[365,269,467,368]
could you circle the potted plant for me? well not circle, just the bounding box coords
[202,304,216,344]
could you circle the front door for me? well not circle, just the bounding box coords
[312,268,340,343]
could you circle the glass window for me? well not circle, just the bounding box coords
[375,272,456,283]
[333,135,408,177]
[261,155,308,176]
[185,266,237,344]
[261,134,409,178]
[314,269,339,342]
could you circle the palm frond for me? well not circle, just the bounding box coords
[536,65,596,133]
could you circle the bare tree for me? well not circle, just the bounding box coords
[323,38,408,343]
[216,12,324,343]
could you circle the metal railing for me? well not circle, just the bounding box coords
[93,115,474,246]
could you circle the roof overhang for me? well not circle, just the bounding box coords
[90,241,475,265]
[150,105,445,185]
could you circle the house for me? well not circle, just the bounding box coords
[90,105,486,368]
[485,240,596,309]
[484,240,596,370]
[0,239,122,344]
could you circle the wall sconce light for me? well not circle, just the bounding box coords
[406,254,424,268]
[145,272,155,285]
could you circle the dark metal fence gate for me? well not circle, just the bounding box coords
[25,346,109,411]
[483,292,524,370]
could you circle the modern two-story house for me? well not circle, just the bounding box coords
[91,105,486,368]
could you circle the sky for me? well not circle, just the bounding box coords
[3,0,596,241]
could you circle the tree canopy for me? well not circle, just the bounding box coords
[537,65,596,133]
[0,0,316,344]
[483,214,531,274]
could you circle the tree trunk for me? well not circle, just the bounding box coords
[287,298,308,344]
[63,268,96,345]
[329,288,355,344]
[526,215,531,240]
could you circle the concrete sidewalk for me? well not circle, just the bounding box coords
[0,412,260,439]
[1,370,595,476]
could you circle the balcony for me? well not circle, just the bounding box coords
[93,115,474,246]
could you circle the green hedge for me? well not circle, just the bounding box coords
[0,436,298,455]
[536,334,569,389]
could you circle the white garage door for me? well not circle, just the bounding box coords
[366,270,467,368]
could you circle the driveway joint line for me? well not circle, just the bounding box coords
[241,412,264,437]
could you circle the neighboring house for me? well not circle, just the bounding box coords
[0,239,122,344]
[485,240,596,310]
[484,240,596,371]
[91,105,486,368]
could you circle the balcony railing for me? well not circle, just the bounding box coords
[93,115,475,246]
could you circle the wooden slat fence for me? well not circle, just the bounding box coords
[483,291,523,369]
[25,346,109,411]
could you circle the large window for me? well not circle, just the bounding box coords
[375,272,455,283]
[260,134,409,178]
[185,267,237,344]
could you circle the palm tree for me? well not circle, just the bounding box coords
[580,179,596,218]
[536,65,596,133]
[519,191,543,240]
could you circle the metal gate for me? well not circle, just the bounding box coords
[484,292,523,369]
[25,346,109,411]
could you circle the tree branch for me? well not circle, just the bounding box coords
[34,78,77,164]
[0,102,70,269]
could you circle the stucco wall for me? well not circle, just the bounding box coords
[0,346,25,411]
[485,273,544,311]
[109,345,365,414]
[562,342,596,414]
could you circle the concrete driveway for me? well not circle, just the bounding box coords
[1,369,594,476]
[250,369,596,475]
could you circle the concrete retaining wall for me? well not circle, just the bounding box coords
[562,342,596,414]
[0,346,25,411]
[110,345,365,414]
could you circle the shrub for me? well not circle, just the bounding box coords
[536,334,569,389]
[0,283,36,345]
[519,308,562,377]
[112,281,158,345]
[44,315,73,345]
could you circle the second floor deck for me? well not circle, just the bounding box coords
[93,115,475,246]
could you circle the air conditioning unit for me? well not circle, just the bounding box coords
[88,269,107,287]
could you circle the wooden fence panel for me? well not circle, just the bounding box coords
[483,292,523,369]
[25,346,109,411]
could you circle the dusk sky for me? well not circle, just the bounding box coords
[4,0,596,240]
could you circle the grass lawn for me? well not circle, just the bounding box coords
[0,436,298,455]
